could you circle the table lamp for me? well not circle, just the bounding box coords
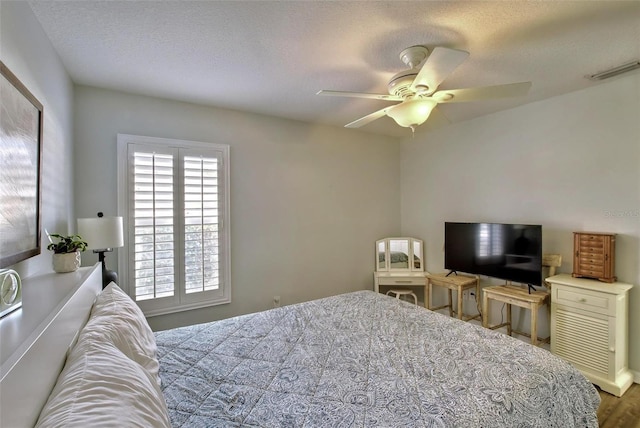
[77,212,124,288]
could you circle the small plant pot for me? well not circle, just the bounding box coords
[52,251,81,273]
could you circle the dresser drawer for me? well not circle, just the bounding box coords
[377,276,425,286]
[553,286,615,316]
[579,234,604,245]
[578,253,604,264]
[575,266,605,278]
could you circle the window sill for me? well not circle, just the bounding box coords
[143,296,231,318]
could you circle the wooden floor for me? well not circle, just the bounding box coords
[597,383,640,427]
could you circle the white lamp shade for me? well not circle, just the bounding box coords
[387,98,438,128]
[77,216,124,250]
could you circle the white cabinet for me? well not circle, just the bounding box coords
[0,264,102,427]
[547,274,633,396]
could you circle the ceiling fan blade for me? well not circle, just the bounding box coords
[432,82,532,103]
[410,47,469,94]
[344,106,390,128]
[317,90,403,102]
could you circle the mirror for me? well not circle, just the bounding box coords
[377,240,386,271]
[413,240,422,270]
[389,239,410,269]
[375,237,424,272]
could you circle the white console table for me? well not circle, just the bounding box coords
[0,264,102,427]
[547,274,633,397]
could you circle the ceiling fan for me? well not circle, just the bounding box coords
[317,45,532,132]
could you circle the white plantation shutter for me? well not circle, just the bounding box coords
[117,135,230,316]
[183,154,220,294]
[133,151,175,301]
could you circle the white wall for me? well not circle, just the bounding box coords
[73,86,401,330]
[0,2,75,277]
[9,0,638,380]
[400,73,640,373]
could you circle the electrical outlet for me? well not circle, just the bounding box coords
[273,296,281,308]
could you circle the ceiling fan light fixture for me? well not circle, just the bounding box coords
[387,98,438,128]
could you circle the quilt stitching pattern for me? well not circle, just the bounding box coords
[156,291,600,427]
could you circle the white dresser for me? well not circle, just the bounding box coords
[547,274,633,396]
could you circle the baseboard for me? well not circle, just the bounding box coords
[632,369,640,384]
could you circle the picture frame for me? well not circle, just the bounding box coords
[0,61,44,268]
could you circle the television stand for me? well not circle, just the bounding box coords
[445,270,458,277]
[482,284,550,346]
[426,273,480,321]
[527,284,535,294]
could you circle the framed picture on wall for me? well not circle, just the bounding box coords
[0,61,44,268]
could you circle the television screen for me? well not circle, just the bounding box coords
[444,222,542,286]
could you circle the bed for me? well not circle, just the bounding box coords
[155,290,600,427]
[3,271,600,427]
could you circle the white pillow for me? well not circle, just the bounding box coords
[87,282,160,385]
[35,331,171,428]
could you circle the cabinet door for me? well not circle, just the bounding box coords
[552,302,615,381]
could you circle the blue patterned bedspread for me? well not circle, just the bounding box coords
[155,290,600,427]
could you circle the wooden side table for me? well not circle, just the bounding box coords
[482,285,550,346]
[426,273,481,321]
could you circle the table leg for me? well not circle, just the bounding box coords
[531,304,538,346]
[457,286,463,320]
[475,278,482,320]
[506,304,512,336]
[425,280,430,309]
[448,289,453,317]
[482,291,488,328]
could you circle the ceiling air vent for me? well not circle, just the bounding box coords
[588,61,640,81]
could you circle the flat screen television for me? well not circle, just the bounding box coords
[444,222,542,286]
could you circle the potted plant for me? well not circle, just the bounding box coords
[47,234,88,273]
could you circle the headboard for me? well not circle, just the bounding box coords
[0,264,102,427]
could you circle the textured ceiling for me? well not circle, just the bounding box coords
[29,1,640,138]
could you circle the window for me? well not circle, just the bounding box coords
[477,223,503,258]
[117,134,230,316]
